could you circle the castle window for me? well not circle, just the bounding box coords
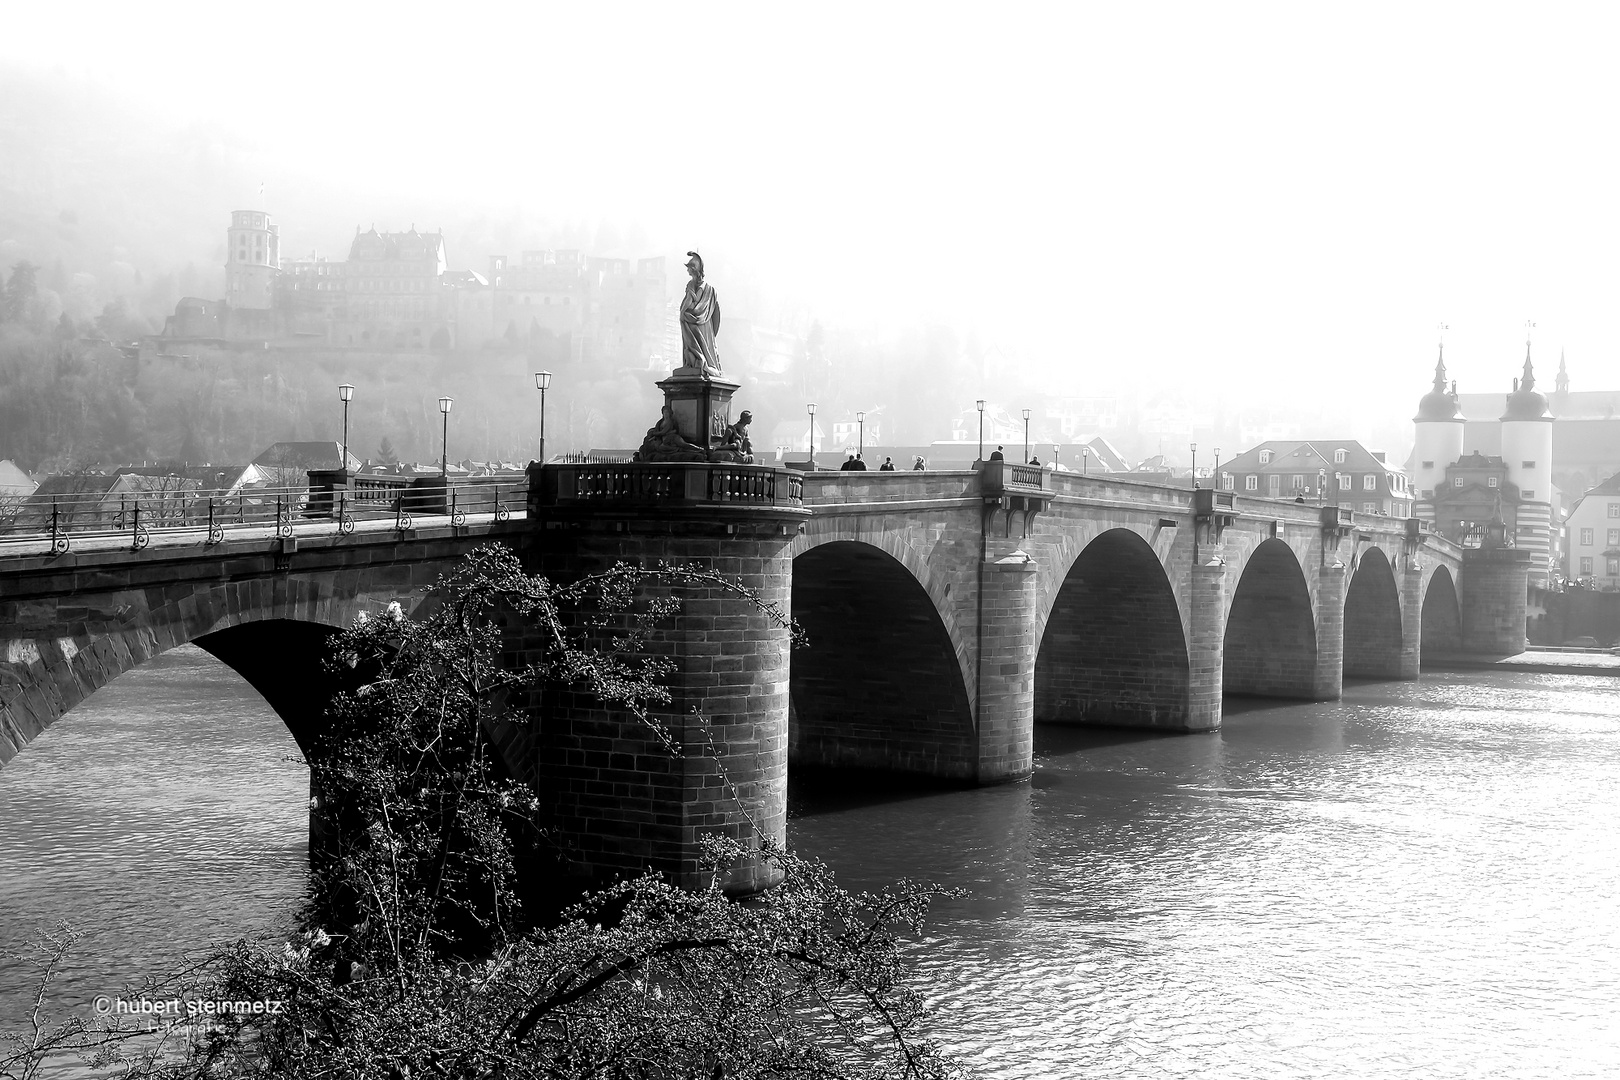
[1488,477,1498,488]
[1421,460,1434,468]
[1523,490,1535,499]
[1423,489,1433,497]
[1522,461,1535,469]
[1454,477,1464,487]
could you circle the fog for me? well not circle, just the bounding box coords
[4,4,1619,469]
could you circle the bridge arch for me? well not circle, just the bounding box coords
[1222,538,1318,698]
[0,577,424,772]
[788,539,975,778]
[1420,564,1463,655]
[1034,528,1191,729]
[1343,547,1403,678]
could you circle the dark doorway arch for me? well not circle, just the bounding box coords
[1344,548,1403,678]
[1420,566,1463,657]
[1036,529,1190,729]
[790,541,973,779]
[1224,539,1318,698]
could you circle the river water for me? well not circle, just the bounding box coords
[1,645,1616,1078]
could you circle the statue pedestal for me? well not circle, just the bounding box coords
[658,375,740,453]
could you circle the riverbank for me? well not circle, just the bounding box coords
[1424,648,1620,676]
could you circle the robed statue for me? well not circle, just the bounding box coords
[678,250,722,378]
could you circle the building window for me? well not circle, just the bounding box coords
[1523,490,1535,499]
[1259,450,1272,464]
[1293,474,1305,489]
[1522,460,1535,469]
[1581,528,1593,546]
[1610,557,1620,576]
[1362,502,1376,512]
[1580,557,1593,575]
[1423,488,1433,497]
[1609,503,1620,518]
[1244,475,1258,491]
[1610,529,1620,547]
[1222,473,1234,490]
[1338,474,1350,490]
[1363,474,1377,490]
[1334,449,1347,463]
[1421,460,1434,469]
[1488,476,1498,488]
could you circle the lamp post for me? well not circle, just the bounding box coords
[438,396,453,478]
[534,371,551,462]
[1082,447,1090,474]
[1318,468,1326,506]
[856,410,865,459]
[337,383,354,475]
[976,399,986,463]
[1053,443,1060,469]
[1190,442,1198,489]
[807,403,817,463]
[1214,446,1221,489]
[1022,408,1031,464]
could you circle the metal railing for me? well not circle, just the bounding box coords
[0,478,519,555]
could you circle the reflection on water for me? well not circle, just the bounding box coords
[2,650,1617,1078]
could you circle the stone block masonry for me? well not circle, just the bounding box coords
[517,510,803,894]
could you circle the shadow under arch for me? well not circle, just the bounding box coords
[1420,564,1463,656]
[1223,538,1319,698]
[790,540,974,779]
[1035,528,1190,729]
[1344,547,1403,677]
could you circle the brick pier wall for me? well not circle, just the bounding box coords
[517,512,800,893]
[1460,547,1532,655]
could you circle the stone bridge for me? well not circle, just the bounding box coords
[0,464,1529,890]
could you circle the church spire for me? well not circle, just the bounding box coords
[1557,349,1569,394]
[1432,342,1448,394]
[1521,341,1536,393]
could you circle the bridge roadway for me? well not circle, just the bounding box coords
[0,464,1530,891]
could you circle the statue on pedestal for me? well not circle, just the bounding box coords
[638,403,709,462]
[711,410,754,464]
[677,251,722,379]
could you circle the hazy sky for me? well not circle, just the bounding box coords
[5,3,1619,406]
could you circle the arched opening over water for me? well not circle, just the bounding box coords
[0,643,311,1023]
[789,540,974,779]
[1035,528,1190,729]
[1420,565,1463,656]
[1223,538,1318,698]
[1344,547,1404,678]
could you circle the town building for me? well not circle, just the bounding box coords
[1564,471,1620,588]
[1412,346,1561,586]
[1218,440,1413,516]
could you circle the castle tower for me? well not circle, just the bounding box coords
[225,209,280,311]
[1500,343,1555,586]
[1412,344,1464,523]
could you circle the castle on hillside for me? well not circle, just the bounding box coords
[158,209,670,368]
[1411,344,1620,587]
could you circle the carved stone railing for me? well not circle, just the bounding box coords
[531,462,804,509]
[978,459,1049,498]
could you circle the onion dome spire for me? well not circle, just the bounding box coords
[1502,338,1552,421]
[1415,341,1463,422]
